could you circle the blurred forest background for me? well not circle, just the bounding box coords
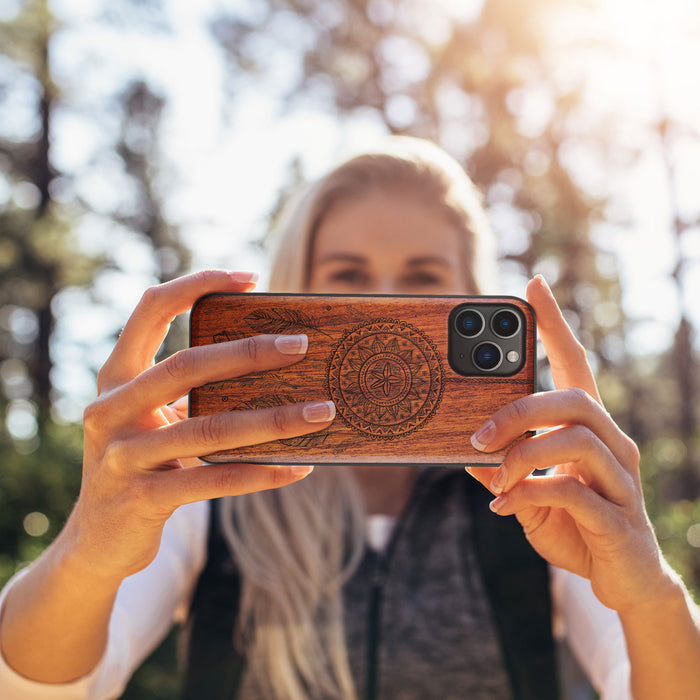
[1,0,700,697]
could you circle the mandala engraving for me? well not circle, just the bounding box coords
[327,321,443,438]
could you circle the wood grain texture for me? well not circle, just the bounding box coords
[189,293,536,466]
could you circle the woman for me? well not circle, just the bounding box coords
[0,138,698,699]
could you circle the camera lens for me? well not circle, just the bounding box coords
[473,342,502,371]
[455,309,484,337]
[491,309,520,338]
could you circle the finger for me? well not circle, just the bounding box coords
[114,334,309,417]
[114,400,336,467]
[489,425,634,504]
[169,396,189,422]
[487,473,623,539]
[99,270,258,391]
[470,388,640,476]
[526,275,602,403]
[148,462,314,511]
[465,465,500,493]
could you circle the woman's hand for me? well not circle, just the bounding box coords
[70,270,334,582]
[467,275,676,614]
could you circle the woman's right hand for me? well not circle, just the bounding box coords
[70,270,333,583]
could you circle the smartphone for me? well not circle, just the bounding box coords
[189,293,536,466]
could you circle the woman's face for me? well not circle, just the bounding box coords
[307,192,473,295]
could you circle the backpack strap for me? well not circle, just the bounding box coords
[180,498,246,700]
[466,477,559,700]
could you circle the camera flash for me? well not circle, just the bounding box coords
[506,350,520,363]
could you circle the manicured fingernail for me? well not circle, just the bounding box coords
[227,271,259,284]
[489,495,507,513]
[490,468,507,495]
[302,400,336,423]
[275,334,308,355]
[534,274,551,294]
[471,421,495,451]
[291,465,314,478]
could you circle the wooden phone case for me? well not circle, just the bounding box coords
[189,293,536,465]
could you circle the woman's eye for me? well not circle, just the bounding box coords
[330,269,370,286]
[403,272,443,287]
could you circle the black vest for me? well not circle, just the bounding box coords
[181,472,559,700]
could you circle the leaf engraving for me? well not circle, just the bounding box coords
[279,432,330,448]
[244,309,332,338]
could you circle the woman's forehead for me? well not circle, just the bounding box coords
[312,193,464,261]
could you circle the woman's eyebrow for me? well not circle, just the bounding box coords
[316,253,367,265]
[406,256,454,268]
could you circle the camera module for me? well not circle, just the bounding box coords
[454,309,484,338]
[491,309,520,338]
[448,302,526,376]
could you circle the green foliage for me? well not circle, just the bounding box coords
[0,420,83,588]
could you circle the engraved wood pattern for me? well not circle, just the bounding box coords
[189,293,536,465]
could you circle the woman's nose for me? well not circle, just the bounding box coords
[366,276,398,295]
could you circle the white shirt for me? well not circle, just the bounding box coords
[0,501,631,699]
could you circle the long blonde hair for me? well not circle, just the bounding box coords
[220,137,495,700]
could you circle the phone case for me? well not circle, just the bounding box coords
[189,293,536,465]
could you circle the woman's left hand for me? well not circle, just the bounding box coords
[467,275,675,614]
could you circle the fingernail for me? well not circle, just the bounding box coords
[465,467,474,477]
[489,495,507,513]
[275,334,308,355]
[291,465,314,478]
[490,468,507,495]
[302,400,336,423]
[227,271,259,284]
[471,421,495,451]
[534,274,551,294]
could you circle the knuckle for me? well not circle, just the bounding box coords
[574,340,588,363]
[139,284,161,309]
[138,284,174,329]
[83,397,111,436]
[163,348,193,381]
[560,340,588,370]
[269,406,290,434]
[83,399,102,431]
[212,468,237,494]
[192,414,228,447]
[505,397,530,424]
[96,365,111,392]
[570,423,599,451]
[239,336,259,363]
[620,433,640,465]
[196,269,220,286]
[560,474,584,498]
[506,440,529,470]
[212,466,250,495]
[102,439,131,470]
[567,386,595,409]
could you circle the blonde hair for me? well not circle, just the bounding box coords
[221,137,496,700]
[219,470,365,700]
